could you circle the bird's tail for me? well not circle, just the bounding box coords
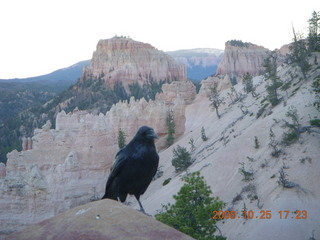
[101,183,117,200]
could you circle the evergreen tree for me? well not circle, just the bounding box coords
[208,83,222,118]
[155,172,226,240]
[118,128,126,149]
[201,127,208,141]
[308,11,320,52]
[171,145,192,172]
[166,109,175,146]
[313,76,320,111]
[263,51,282,106]
[242,72,256,96]
[288,26,310,80]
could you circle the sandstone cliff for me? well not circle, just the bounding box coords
[217,40,270,77]
[81,37,186,92]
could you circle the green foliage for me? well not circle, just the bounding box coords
[307,11,320,52]
[281,106,300,145]
[269,128,281,157]
[288,26,311,79]
[128,79,165,101]
[310,118,320,127]
[201,127,208,141]
[162,178,171,186]
[242,72,254,95]
[172,145,192,172]
[238,162,254,181]
[282,131,299,145]
[155,172,226,240]
[227,39,251,48]
[117,128,126,149]
[312,76,320,111]
[208,83,222,119]
[166,109,175,147]
[188,138,196,153]
[263,51,282,106]
[277,167,296,188]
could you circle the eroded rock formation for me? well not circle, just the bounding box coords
[81,37,187,91]
[217,41,269,77]
[0,80,196,237]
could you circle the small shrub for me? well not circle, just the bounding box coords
[201,127,208,141]
[281,106,300,146]
[310,118,320,127]
[269,128,282,157]
[300,157,312,164]
[238,162,254,181]
[188,138,196,153]
[282,130,299,145]
[277,167,296,188]
[162,178,172,186]
[171,145,192,172]
[232,193,243,204]
[254,136,260,149]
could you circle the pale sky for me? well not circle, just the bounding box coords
[0,0,319,79]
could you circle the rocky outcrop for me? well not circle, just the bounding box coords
[81,37,186,91]
[217,41,269,77]
[198,75,232,98]
[0,80,196,238]
[6,199,194,240]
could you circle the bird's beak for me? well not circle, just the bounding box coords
[149,130,159,139]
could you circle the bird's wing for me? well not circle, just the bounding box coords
[106,149,127,184]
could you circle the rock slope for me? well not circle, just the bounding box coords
[140,53,320,240]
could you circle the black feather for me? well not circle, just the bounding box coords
[102,126,159,212]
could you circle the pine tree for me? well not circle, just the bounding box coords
[288,26,310,80]
[263,51,282,106]
[155,172,226,240]
[118,128,126,149]
[242,72,256,96]
[171,145,192,172]
[166,109,175,146]
[208,83,222,119]
[201,127,208,141]
[308,11,320,52]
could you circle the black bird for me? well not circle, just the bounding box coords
[102,126,159,213]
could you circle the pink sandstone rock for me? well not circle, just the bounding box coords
[6,199,194,240]
[80,37,187,92]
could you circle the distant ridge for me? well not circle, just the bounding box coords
[0,60,90,84]
[167,48,224,81]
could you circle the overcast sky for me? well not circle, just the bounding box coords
[0,0,319,79]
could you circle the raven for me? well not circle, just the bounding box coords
[102,126,159,213]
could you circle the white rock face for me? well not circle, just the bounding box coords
[217,42,270,77]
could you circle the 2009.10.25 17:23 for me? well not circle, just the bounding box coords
[212,210,308,220]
